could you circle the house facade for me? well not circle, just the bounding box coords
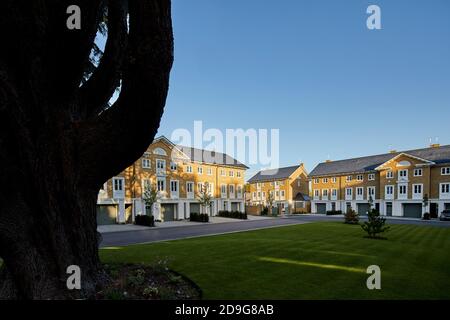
[97,136,248,224]
[309,144,450,218]
[247,164,310,213]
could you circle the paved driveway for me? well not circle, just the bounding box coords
[100,214,450,247]
[100,217,307,247]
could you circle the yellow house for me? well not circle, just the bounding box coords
[247,164,310,213]
[309,144,450,218]
[97,136,248,224]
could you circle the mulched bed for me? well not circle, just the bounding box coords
[96,263,201,300]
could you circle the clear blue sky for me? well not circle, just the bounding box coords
[153,0,450,179]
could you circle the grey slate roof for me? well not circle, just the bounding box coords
[247,165,301,183]
[294,192,311,201]
[309,145,450,177]
[177,146,249,169]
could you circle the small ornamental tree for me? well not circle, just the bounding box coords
[197,182,212,215]
[266,191,275,214]
[344,208,359,225]
[361,209,390,239]
[422,194,430,219]
[143,184,159,216]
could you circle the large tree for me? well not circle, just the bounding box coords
[0,0,173,299]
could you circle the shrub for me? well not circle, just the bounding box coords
[135,214,155,227]
[261,207,269,216]
[326,210,342,215]
[361,209,390,238]
[422,212,431,220]
[190,213,209,222]
[344,208,359,224]
[218,210,247,220]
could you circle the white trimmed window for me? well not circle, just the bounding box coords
[398,169,408,180]
[386,170,394,179]
[229,171,234,177]
[332,177,337,183]
[368,174,375,181]
[440,183,450,197]
[170,180,178,192]
[186,182,194,193]
[207,167,212,175]
[413,184,423,199]
[262,191,266,199]
[314,178,319,184]
[157,178,166,192]
[356,187,363,195]
[197,182,204,192]
[322,189,328,197]
[186,165,193,173]
[280,190,285,199]
[346,175,352,182]
[398,184,407,199]
[385,185,394,198]
[197,166,203,174]
[170,162,177,171]
[441,167,450,175]
[345,187,353,200]
[323,178,328,183]
[297,179,301,187]
[252,192,256,200]
[220,169,226,176]
[357,175,363,181]
[414,168,423,177]
[142,158,151,169]
[237,171,241,178]
[156,159,165,170]
[229,184,235,195]
[367,186,375,199]
[331,189,337,197]
[314,190,320,198]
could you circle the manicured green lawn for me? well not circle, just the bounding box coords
[100,222,450,299]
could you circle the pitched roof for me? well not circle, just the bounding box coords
[152,136,248,169]
[176,146,249,169]
[309,145,450,177]
[247,165,302,183]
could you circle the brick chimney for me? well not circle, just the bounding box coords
[430,143,440,148]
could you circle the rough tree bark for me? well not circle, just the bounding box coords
[0,0,173,299]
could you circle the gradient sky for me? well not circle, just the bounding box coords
[152,0,450,179]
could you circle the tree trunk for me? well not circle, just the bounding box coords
[0,0,173,299]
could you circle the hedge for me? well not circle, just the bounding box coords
[326,210,343,216]
[218,210,247,220]
[135,214,155,227]
[190,213,209,222]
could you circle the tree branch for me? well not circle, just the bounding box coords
[79,0,128,118]
[78,0,173,186]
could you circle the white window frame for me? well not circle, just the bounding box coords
[157,177,166,194]
[398,169,408,181]
[356,187,364,201]
[197,166,203,175]
[386,170,394,179]
[412,183,423,200]
[314,178,319,184]
[332,177,337,183]
[229,170,234,177]
[346,175,352,182]
[112,177,125,198]
[170,161,177,171]
[220,169,226,176]
[156,159,166,175]
[237,171,241,178]
[207,167,213,175]
[331,188,338,200]
[398,183,408,200]
[367,186,376,200]
[356,175,364,182]
[229,184,235,199]
[385,185,394,200]
[345,187,353,200]
[368,173,375,181]
[322,189,328,200]
[170,180,179,199]
[237,185,243,198]
[142,158,151,169]
[221,184,227,198]
[314,189,320,200]
[186,181,194,199]
[413,168,423,177]
[440,183,450,199]
[441,167,450,175]
[323,178,328,184]
[186,165,193,173]
[280,190,285,200]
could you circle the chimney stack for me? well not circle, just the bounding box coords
[389,149,397,154]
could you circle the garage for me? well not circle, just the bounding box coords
[190,203,200,214]
[357,203,370,216]
[161,204,176,221]
[403,203,422,218]
[316,203,326,214]
[96,205,117,225]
